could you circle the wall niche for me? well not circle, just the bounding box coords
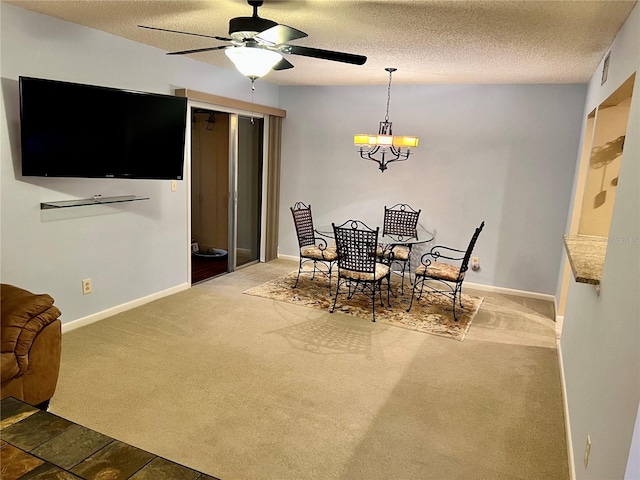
[563,72,636,288]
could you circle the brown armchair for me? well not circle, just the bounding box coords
[1,284,62,410]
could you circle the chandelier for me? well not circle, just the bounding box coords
[354,68,418,172]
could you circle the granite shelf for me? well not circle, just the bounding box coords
[563,234,607,286]
[41,195,149,210]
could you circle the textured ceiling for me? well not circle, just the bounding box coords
[4,0,637,86]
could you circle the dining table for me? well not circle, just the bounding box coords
[315,222,434,274]
[314,221,434,303]
[315,222,434,248]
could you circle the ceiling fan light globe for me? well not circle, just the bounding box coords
[225,47,282,79]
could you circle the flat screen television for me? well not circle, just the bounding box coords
[19,76,188,180]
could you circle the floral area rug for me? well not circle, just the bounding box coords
[243,271,484,341]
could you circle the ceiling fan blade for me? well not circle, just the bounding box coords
[284,45,367,65]
[138,25,231,42]
[255,24,307,45]
[273,58,294,71]
[167,46,229,55]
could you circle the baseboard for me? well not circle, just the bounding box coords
[277,254,298,262]
[463,281,556,303]
[61,283,190,334]
[557,339,576,480]
[555,315,565,340]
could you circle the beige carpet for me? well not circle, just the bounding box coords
[50,259,569,480]
[244,271,483,341]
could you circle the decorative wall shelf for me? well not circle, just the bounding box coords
[563,234,607,286]
[41,195,149,210]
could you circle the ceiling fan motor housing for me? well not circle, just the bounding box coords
[141,0,366,71]
[229,16,277,40]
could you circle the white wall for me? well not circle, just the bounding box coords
[0,4,279,322]
[278,83,586,295]
[560,4,639,479]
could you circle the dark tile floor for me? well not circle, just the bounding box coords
[0,397,221,480]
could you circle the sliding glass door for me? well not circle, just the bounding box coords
[234,116,264,268]
[189,107,264,281]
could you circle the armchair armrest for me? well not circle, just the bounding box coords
[1,284,62,380]
[419,245,465,266]
[314,236,331,249]
[298,234,332,250]
[315,237,337,261]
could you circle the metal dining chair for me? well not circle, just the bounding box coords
[330,220,391,322]
[377,203,421,294]
[407,221,485,321]
[290,202,338,295]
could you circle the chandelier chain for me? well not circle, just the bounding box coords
[384,69,393,123]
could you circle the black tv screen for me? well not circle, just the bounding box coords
[19,76,187,180]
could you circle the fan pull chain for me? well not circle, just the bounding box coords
[250,78,255,124]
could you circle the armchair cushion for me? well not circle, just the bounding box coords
[415,262,464,282]
[340,263,390,282]
[301,245,338,261]
[376,245,410,261]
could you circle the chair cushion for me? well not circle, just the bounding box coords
[415,262,464,282]
[301,245,338,261]
[376,245,410,261]
[340,263,390,282]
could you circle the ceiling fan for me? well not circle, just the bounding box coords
[139,0,367,81]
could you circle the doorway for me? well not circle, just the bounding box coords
[191,109,230,284]
[190,108,265,283]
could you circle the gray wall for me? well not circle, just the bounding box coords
[0,4,279,322]
[278,83,586,295]
[560,4,639,479]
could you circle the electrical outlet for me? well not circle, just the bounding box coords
[471,256,480,271]
[584,435,591,469]
[82,278,92,295]
[171,180,177,192]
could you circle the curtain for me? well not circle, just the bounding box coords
[264,115,282,261]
